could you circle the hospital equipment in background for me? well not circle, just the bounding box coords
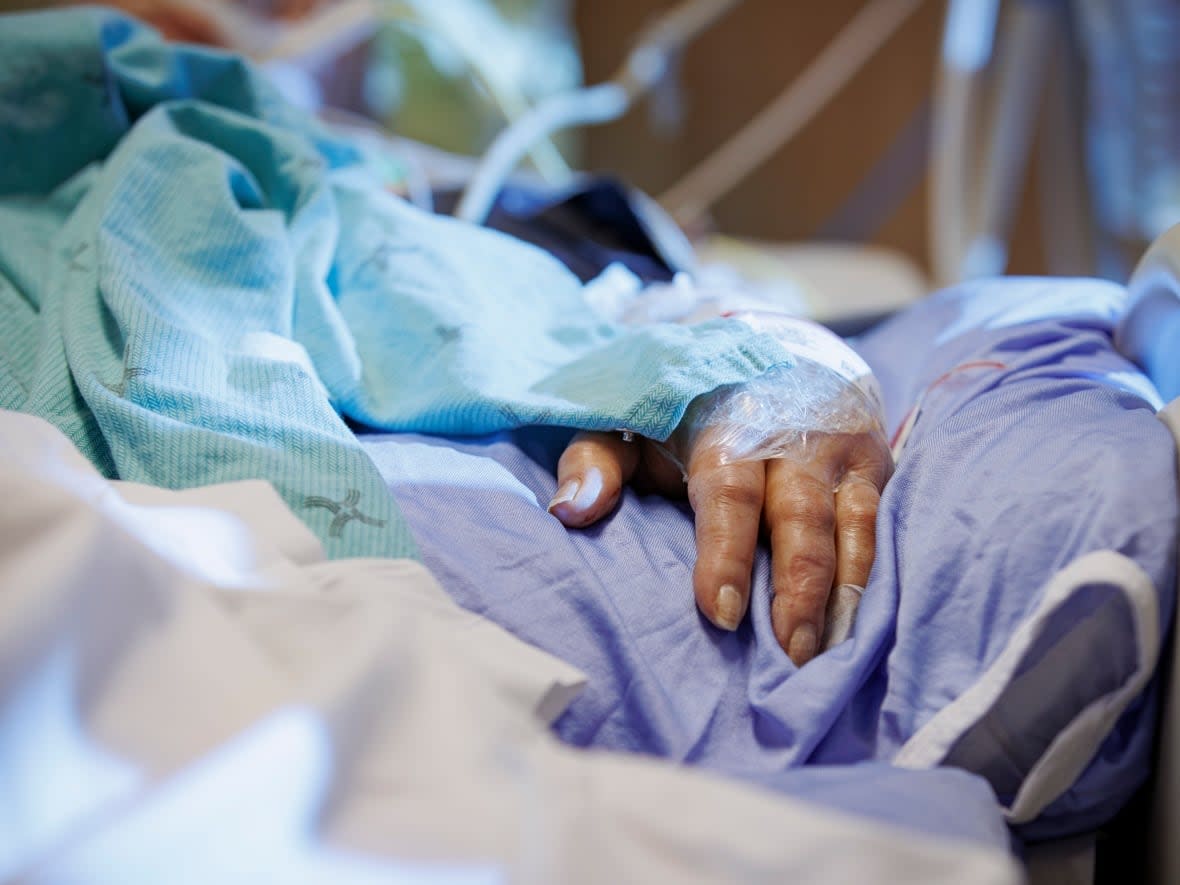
[934,0,1180,284]
[162,0,1180,291]
[457,0,1180,290]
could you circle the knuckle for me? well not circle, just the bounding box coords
[717,480,763,511]
[690,473,762,513]
[783,550,836,595]
[773,487,835,533]
[844,556,874,586]
[841,497,878,535]
[860,442,894,485]
[695,520,745,557]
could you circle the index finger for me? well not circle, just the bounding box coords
[687,456,766,634]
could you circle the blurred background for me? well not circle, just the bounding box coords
[577,1,963,273]
[4,0,1174,297]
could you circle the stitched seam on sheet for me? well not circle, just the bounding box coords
[1003,555,1158,823]
[893,550,1158,775]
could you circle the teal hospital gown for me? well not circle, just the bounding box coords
[0,8,795,559]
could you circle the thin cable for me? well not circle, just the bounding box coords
[658,0,925,228]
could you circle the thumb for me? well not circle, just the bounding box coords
[549,431,641,528]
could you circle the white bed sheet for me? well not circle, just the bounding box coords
[0,410,1021,884]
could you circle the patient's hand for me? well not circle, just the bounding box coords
[548,429,892,666]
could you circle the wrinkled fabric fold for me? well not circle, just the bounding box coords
[0,8,795,558]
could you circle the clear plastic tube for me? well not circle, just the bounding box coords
[453,83,630,223]
[454,0,743,225]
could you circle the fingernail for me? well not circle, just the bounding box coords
[788,623,818,666]
[547,478,580,512]
[714,584,744,630]
[572,466,603,511]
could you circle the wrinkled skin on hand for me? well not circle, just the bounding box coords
[548,428,893,667]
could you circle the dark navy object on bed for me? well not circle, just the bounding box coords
[363,277,1178,842]
[431,178,680,284]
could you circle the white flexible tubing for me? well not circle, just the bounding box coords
[454,83,632,223]
[960,3,1055,279]
[657,0,925,229]
[454,0,744,225]
[929,0,1001,286]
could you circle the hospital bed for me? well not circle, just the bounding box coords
[2,3,1179,883]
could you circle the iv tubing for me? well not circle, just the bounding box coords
[454,0,744,224]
